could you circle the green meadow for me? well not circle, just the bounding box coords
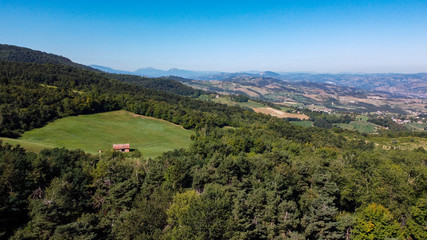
[1,110,193,158]
[212,96,266,108]
[336,120,379,133]
[405,122,427,131]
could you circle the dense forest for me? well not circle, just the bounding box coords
[302,110,355,129]
[103,73,205,97]
[0,44,94,71]
[0,45,426,239]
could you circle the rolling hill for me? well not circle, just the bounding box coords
[183,75,420,114]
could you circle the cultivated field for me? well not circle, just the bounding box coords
[212,96,266,108]
[253,107,309,120]
[1,110,193,158]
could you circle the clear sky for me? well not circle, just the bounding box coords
[1,0,426,73]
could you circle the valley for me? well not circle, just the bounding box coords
[182,75,427,115]
[178,75,427,134]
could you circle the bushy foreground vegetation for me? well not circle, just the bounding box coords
[0,55,426,239]
[1,127,426,239]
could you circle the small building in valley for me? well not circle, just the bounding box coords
[113,143,130,152]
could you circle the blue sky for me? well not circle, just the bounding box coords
[1,0,426,73]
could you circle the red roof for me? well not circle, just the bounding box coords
[113,143,130,149]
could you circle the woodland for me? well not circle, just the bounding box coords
[0,46,426,239]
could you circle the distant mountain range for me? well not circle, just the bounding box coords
[91,64,427,98]
[90,64,285,80]
[90,65,220,78]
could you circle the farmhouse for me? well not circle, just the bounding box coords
[113,143,130,152]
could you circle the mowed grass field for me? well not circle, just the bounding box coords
[0,137,53,153]
[1,110,193,158]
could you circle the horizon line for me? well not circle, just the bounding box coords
[89,64,427,75]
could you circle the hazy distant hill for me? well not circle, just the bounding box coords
[91,65,220,78]
[133,67,213,78]
[134,67,199,78]
[183,75,424,114]
[272,73,427,98]
[90,64,131,74]
[90,65,427,99]
[133,67,170,77]
[196,72,427,99]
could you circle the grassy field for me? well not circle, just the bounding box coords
[0,137,54,153]
[356,115,369,121]
[336,121,379,133]
[212,96,266,108]
[2,110,193,158]
[211,96,310,120]
[405,122,427,131]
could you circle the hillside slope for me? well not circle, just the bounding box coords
[0,44,94,71]
[0,44,204,97]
